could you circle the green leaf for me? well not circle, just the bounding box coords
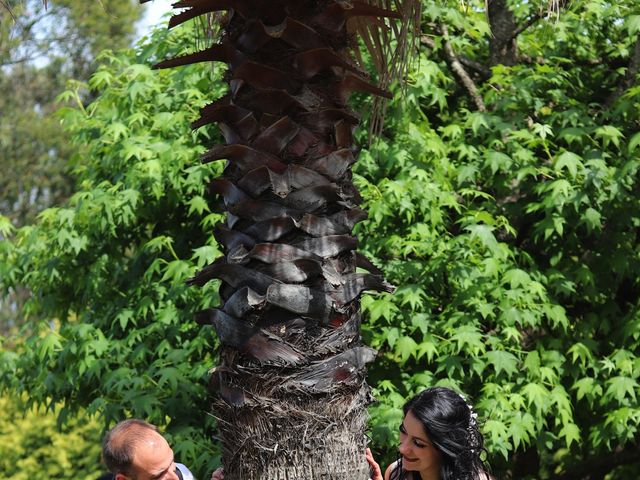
[144,236,175,254]
[191,245,220,269]
[557,127,588,145]
[450,325,484,355]
[523,351,540,375]
[469,112,489,134]
[543,304,569,329]
[160,260,193,283]
[502,268,531,288]
[572,377,602,402]
[157,367,182,391]
[508,412,535,449]
[532,123,553,139]
[187,196,210,216]
[628,132,640,152]
[0,215,14,236]
[364,294,399,323]
[39,332,62,360]
[625,15,640,35]
[582,207,602,232]
[105,122,128,142]
[483,419,510,459]
[89,69,114,89]
[485,350,519,378]
[396,284,427,311]
[486,150,512,174]
[521,382,549,410]
[416,340,438,363]
[396,336,419,362]
[595,125,624,148]
[465,224,501,255]
[384,327,401,349]
[605,376,638,403]
[568,342,593,366]
[554,151,583,179]
[558,423,581,448]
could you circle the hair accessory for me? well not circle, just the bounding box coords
[457,392,480,453]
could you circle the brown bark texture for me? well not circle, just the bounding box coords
[147,1,401,478]
[488,0,518,66]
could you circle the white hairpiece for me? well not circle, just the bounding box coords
[457,392,480,452]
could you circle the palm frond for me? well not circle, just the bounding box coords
[351,0,421,91]
[350,0,422,137]
[1,0,17,20]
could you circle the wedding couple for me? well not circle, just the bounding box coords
[101,387,490,480]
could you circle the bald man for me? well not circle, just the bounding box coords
[102,419,195,480]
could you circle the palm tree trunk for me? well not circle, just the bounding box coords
[150,1,406,478]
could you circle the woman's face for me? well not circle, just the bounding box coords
[398,410,442,476]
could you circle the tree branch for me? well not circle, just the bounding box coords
[439,24,487,112]
[509,13,542,42]
[458,56,492,79]
[420,35,436,49]
[421,33,492,79]
[605,35,640,107]
[0,55,42,66]
[508,1,570,43]
[488,0,518,66]
[0,0,17,21]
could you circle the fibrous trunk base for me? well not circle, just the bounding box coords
[217,385,371,479]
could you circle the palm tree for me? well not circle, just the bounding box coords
[145,0,418,478]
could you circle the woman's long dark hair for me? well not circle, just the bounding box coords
[390,387,488,480]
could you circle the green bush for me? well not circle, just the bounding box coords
[0,394,102,480]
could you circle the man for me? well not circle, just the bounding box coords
[102,419,195,480]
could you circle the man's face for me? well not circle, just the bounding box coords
[115,431,180,480]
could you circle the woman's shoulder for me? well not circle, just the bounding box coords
[476,471,495,480]
[383,460,400,480]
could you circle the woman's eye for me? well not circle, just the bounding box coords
[413,441,426,448]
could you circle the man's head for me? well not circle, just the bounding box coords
[102,419,180,480]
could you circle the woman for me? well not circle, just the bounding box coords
[367,387,491,480]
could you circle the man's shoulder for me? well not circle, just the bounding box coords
[176,462,195,480]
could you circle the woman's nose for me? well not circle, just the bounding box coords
[398,439,411,456]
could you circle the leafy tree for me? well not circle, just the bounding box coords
[0,0,141,226]
[361,1,640,478]
[0,0,141,333]
[1,24,224,478]
[1,1,639,479]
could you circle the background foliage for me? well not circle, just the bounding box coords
[1,22,224,478]
[0,0,141,227]
[361,1,640,478]
[0,394,102,480]
[1,0,639,479]
[0,0,141,335]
